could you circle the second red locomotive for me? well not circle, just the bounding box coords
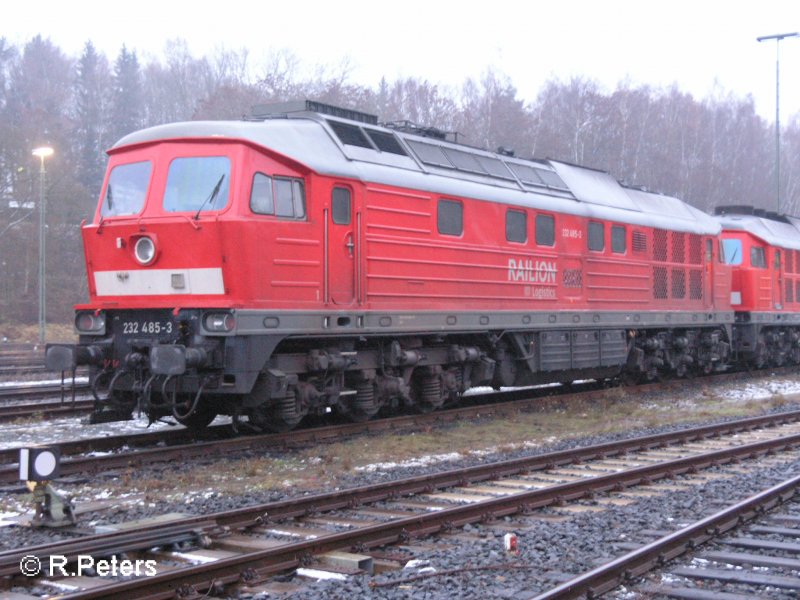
[48,101,739,431]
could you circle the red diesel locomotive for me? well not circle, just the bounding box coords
[47,101,738,431]
[716,207,800,368]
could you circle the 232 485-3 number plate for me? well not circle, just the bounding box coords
[122,321,173,335]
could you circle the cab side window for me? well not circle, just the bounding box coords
[751,246,766,269]
[251,173,306,219]
[250,173,274,215]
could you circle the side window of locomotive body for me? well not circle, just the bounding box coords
[775,250,781,269]
[163,156,230,213]
[250,173,306,220]
[438,199,463,236]
[611,225,626,254]
[706,239,713,262]
[506,209,526,243]
[332,187,351,225]
[100,161,152,217]
[588,221,604,252]
[721,239,742,265]
[750,246,766,269]
[535,214,555,246]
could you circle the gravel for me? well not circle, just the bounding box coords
[3,390,800,598]
[282,455,800,599]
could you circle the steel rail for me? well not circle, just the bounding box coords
[1,386,799,486]
[0,521,218,578]
[5,417,800,596]
[531,474,800,600]
[1,408,795,588]
[0,382,89,400]
[46,428,800,599]
[0,399,94,423]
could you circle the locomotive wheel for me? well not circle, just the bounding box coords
[249,391,306,433]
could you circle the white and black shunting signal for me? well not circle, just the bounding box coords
[19,446,61,482]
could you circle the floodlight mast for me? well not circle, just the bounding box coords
[31,146,54,345]
[756,32,799,213]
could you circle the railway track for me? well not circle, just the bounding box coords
[0,384,582,484]
[0,370,796,486]
[0,352,45,374]
[0,398,94,423]
[0,344,82,377]
[0,382,92,423]
[534,475,800,599]
[5,409,800,598]
[0,381,87,401]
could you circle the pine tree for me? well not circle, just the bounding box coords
[74,41,109,190]
[108,45,143,144]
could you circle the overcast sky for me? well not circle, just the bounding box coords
[4,0,800,120]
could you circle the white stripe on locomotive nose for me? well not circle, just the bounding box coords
[94,268,225,295]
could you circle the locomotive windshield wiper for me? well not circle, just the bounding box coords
[193,174,225,221]
[105,184,113,210]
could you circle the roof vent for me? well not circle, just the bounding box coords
[251,100,378,125]
[714,205,756,216]
[715,205,790,222]
[383,120,457,142]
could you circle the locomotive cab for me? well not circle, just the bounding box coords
[47,133,315,428]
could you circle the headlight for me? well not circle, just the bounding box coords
[204,312,236,332]
[134,236,156,265]
[75,311,106,334]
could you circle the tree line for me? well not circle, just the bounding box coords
[1,35,798,326]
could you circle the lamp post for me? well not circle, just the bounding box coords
[32,146,54,346]
[757,32,799,213]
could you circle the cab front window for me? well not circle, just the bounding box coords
[721,239,743,265]
[163,156,230,213]
[101,161,152,217]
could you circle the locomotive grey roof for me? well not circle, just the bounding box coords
[115,112,720,236]
[715,209,800,251]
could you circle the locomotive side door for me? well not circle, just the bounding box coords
[327,185,356,305]
[774,249,783,309]
[705,239,714,308]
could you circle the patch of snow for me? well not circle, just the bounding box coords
[722,379,800,401]
[171,551,219,564]
[0,511,20,527]
[296,568,348,581]
[356,452,463,473]
[404,559,430,569]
